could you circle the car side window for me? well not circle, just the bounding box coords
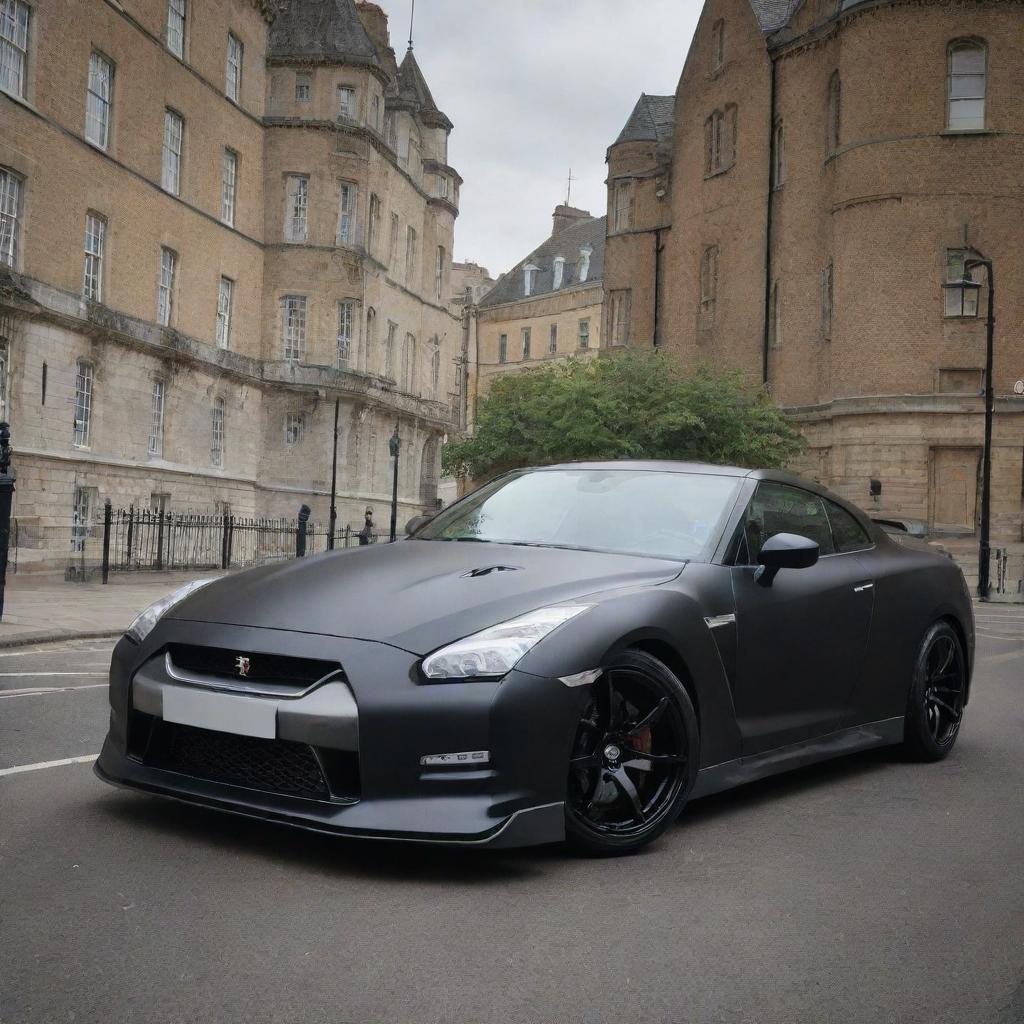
[824,499,872,553]
[739,482,836,563]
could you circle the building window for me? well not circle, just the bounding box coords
[384,321,397,378]
[161,109,183,194]
[385,112,397,150]
[609,290,632,346]
[295,72,311,102]
[225,32,243,102]
[210,397,225,467]
[552,256,565,290]
[82,212,105,302]
[285,175,308,242]
[578,319,590,349]
[822,262,834,340]
[338,181,357,244]
[772,121,785,187]
[148,378,165,456]
[827,72,841,154]
[367,193,381,254]
[947,40,986,131]
[216,276,233,349]
[337,85,356,119]
[549,323,558,355]
[498,333,508,364]
[769,281,783,349]
[522,327,531,360]
[711,18,725,72]
[157,247,176,326]
[221,149,237,226]
[578,246,592,283]
[386,211,399,266]
[85,52,114,150]
[705,107,737,175]
[405,225,417,282]
[944,250,980,318]
[285,413,305,446]
[613,182,633,232]
[0,0,29,98]
[524,264,539,297]
[281,295,306,361]
[402,333,416,392]
[166,0,186,58]
[0,167,21,268]
[337,299,354,366]
[435,245,445,301]
[371,93,381,131]
[73,359,94,447]
[71,486,96,553]
[430,344,441,399]
[700,245,718,314]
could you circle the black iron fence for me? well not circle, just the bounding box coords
[66,504,374,582]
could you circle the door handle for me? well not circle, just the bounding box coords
[853,582,874,593]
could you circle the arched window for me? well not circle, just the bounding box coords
[947,40,986,131]
[827,72,841,153]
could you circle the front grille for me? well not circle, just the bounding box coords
[167,645,339,692]
[146,720,330,800]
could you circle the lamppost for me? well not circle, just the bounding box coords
[327,398,339,550]
[388,423,401,543]
[949,255,995,601]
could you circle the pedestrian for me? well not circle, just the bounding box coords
[358,507,375,545]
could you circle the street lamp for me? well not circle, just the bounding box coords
[388,423,401,543]
[950,256,995,601]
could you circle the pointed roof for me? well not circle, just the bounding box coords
[269,0,382,68]
[394,47,452,130]
[613,94,675,147]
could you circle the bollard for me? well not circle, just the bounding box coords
[0,423,15,621]
[296,504,311,558]
[101,499,112,584]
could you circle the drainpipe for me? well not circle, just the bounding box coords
[761,49,779,386]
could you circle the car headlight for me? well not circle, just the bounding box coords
[125,578,219,645]
[422,604,591,680]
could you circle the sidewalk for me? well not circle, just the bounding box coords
[0,571,223,647]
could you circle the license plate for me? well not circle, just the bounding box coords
[162,685,276,739]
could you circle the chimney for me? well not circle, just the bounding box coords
[355,2,395,72]
[552,204,591,236]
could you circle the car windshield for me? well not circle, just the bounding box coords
[416,468,741,561]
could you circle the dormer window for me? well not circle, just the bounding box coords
[524,264,539,297]
[578,246,592,283]
[552,256,565,290]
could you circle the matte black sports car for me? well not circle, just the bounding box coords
[96,462,974,855]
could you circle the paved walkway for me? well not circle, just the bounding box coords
[0,571,224,646]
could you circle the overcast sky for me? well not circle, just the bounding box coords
[401,0,702,276]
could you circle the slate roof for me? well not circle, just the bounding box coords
[746,0,802,32]
[613,94,675,147]
[478,216,607,309]
[269,0,382,67]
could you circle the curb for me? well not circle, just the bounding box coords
[0,629,124,650]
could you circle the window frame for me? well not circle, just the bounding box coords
[578,318,590,350]
[944,249,981,319]
[947,39,987,132]
[498,333,508,364]
[338,180,358,245]
[72,358,94,448]
[285,174,309,243]
[522,326,531,360]
[225,31,243,103]
[294,71,311,102]
[337,298,355,367]
[0,167,22,269]
[0,0,30,99]
[156,246,176,326]
[166,0,187,59]
[210,396,225,467]
[281,294,306,362]
[337,84,357,120]
[613,181,633,232]
[82,211,106,303]
[216,275,233,349]
[161,108,184,195]
[221,149,238,226]
[148,376,165,457]
[285,412,305,447]
[85,51,114,151]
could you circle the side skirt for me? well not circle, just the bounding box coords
[690,717,905,801]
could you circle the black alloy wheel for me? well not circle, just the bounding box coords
[903,621,967,761]
[565,650,698,855]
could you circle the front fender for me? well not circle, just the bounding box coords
[516,583,742,769]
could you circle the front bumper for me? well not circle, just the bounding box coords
[95,619,589,848]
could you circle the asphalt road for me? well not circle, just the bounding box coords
[2,611,1023,1024]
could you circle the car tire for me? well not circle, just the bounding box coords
[564,649,699,856]
[902,621,967,762]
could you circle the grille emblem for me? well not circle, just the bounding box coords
[234,655,251,678]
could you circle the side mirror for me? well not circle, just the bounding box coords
[405,514,432,537]
[754,533,819,586]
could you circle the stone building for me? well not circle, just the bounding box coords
[449,260,494,312]
[0,0,462,569]
[469,205,605,424]
[607,0,1024,564]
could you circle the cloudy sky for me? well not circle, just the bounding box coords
[401,0,702,276]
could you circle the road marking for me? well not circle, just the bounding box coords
[0,754,98,777]
[980,649,1024,664]
[0,683,107,698]
[0,672,108,677]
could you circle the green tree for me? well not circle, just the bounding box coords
[443,351,805,480]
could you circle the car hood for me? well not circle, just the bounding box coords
[168,540,684,654]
